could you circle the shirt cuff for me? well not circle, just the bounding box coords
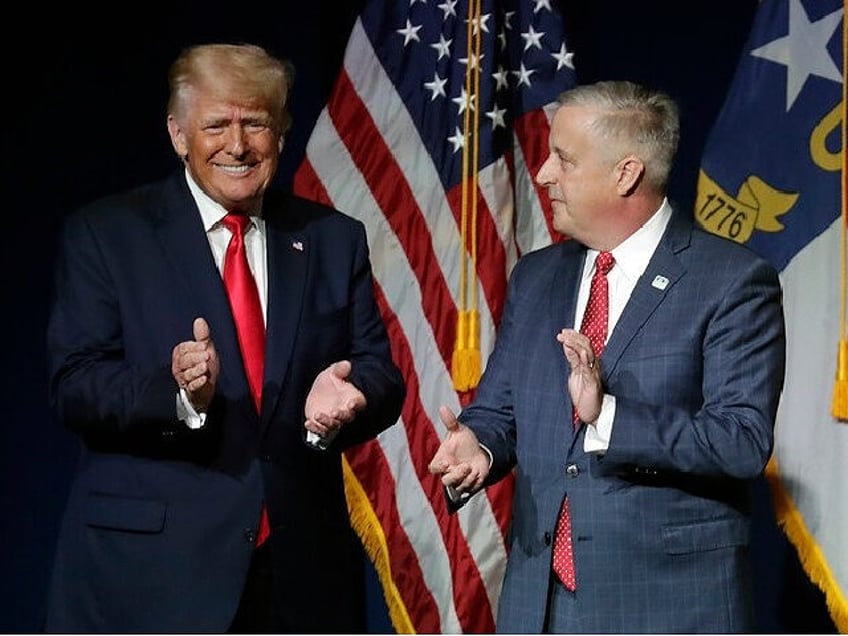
[176,389,207,430]
[306,429,339,450]
[583,394,615,454]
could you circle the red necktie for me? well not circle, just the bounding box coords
[579,251,615,361]
[222,214,264,412]
[553,250,615,591]
[221,213,270,546]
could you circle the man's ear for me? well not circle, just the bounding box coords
[167,115,188,160]
[615,155,644,195]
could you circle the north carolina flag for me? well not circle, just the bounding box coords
[695,0,847,629]
[293,0,576,631]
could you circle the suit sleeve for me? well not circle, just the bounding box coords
[47,210,179,438]
[604,255,786,479]
[334,221,405,449]
[455,260,525,485]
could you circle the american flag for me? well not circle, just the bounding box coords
[293,0,576,631]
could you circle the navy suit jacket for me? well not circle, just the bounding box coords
[460,211,785,633]
[45,171,405,632]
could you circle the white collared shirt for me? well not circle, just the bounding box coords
[583,199,672,453]
[176,170,269,428]
[185,170,269,320]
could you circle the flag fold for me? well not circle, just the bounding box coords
[696,0,848,629]
[294,0,576,631]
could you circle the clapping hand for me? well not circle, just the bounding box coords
[304,360,366,445]
[171,317,219,412]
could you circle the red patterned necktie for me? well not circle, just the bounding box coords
[221,213,270,546]
[553,250,615,591]
[579,251,615,362]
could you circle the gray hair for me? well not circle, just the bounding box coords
[558,80,679,191]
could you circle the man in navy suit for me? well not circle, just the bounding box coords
[429,81,785,633]
[45,43,405,633]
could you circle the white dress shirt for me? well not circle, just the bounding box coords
[582,198,672,453]
[177,169,268,428]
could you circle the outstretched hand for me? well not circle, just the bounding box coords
[427,405,490,495]
[304,360,366,442]
[171,317,219,412]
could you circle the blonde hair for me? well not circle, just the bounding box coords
[558,80,679,191]
[167,43,295,134]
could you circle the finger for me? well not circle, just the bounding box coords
[453,464,474,491]
[330,360,351,380]
[445,464,474,490]
[306,418,332,437]
[561,342,580,366]
[182,342,202,359]
[183,361,207,384]
[314,411,343,428]
[428,457,447,474]
[182,349,211,367]
[466,471,483,492]
[193,317,210,342]
[440,468,465,489]
[438,405,460,433]
[186,374,208,392]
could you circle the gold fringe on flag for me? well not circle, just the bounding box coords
[832,4,848,421]
[766,458,848,631]
[451,0,483,392]
[342,456,415,633]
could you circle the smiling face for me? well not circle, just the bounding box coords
[167,85,284,214]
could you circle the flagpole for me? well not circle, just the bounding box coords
[468,0,483,389]
[452,0,483,392]
[831,0,848,420]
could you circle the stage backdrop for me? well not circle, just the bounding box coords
[1,1,836,632]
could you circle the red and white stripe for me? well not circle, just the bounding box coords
[294,15,558,633]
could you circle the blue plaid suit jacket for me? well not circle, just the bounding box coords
[460,210,785,633]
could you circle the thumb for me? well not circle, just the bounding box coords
[332,360,352,379]
[438,405,460,433]
[193,317,210,342]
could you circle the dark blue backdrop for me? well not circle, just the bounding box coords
[1,1,836,632]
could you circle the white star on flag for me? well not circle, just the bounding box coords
[750,0,842,110]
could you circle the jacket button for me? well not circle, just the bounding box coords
[565,464,579,477]
[544,531,552,545]
[243,528,257,544]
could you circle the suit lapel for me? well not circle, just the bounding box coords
[602,212,691,375]
[548,242,587,445]
[261,198,309,427]
[549,242,585,335]
[152,173,255,414]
